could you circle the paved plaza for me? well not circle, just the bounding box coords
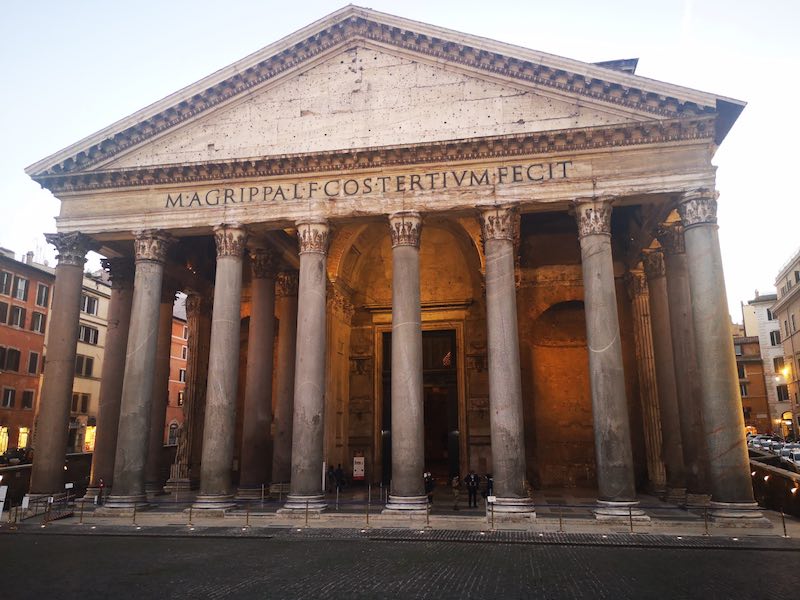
[0,531,798,599]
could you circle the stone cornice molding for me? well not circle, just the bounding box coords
[574,198,613,238]
[656,222,685,255]
[388,211,422,248]
[34,117,715,194]
[44,232,97,267]
[643,251,666,280]
[249,248,276,279]
[213,224,248,258]
[276,271,299,297]
[101,257,135,289]
[677,189,718,229]
[625,271,648,300]
[29,11,723,181]
[133,231,173,264]
[296,219,330,255]
[478,205,518,244]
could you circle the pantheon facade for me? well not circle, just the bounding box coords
[25,6,762,521]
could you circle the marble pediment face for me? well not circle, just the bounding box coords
[99,44,654,170]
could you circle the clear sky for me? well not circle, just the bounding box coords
[1,0,797,319]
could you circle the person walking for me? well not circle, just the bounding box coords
[451,474,461,510]
[424,471,435,504]
[464,470,480,508]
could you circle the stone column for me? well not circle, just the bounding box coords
[677,190,764,522]
[164,293,211,492]
[658,223,712,506]
[105,231,172,509]
[237,248,277,498]
[193,225,248,510]
[479,206,534,514]
[384,211,427,513]
[643,250,686,504]
[29,233,96,496]
[144,281,178,495]
[85,258,135,500]
[574,199,645,520]
[625,272,667,495]
[271,271,299,484]
[282,220,329,512]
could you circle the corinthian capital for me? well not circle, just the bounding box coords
[625,271,648,301]
[573,199,612,238]
[656,223,685,255]
[478,205,518,243]
[296,219,329,255]
[250,248,276,279]
[133,230,173,264]
[44,232,97,267]
[388,211,422,248]
[185,293,211,319]
[643,250,666,280]
[276,271,299,297]
[101,257,135,289]
[677,189,718,229]
[213,224,248,258]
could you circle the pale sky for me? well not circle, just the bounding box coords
[1,0,797,319]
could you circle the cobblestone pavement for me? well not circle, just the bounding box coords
[1,533,798,599]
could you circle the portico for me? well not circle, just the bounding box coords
[25,6,764,523]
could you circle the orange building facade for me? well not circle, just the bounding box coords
[735,335,771,434]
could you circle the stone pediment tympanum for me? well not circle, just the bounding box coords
[27,5,743,187]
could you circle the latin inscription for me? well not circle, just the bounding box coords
[164,161,573,209]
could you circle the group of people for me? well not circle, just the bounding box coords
[424,470,493,509]
[326,464,347,492]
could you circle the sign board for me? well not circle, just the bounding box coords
[0,486,7,523]
[352,456,365,481]
[487,495,497,504]
[65,483,74,490]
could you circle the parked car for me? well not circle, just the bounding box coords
[790,449,800,470]
[1,447,33,465]
[780,444,800,465]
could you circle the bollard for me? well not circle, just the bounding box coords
[246,503,251,529]
[558,506,563,533]
[132,503,137,526]
[703,506,709,536]
[490,501,495,531]
[628,506,634,534]
[278,487,282,503]
[305,499,309,528]
[188,506,193,527]
[426,501,430,528]
[368,484,371,506]
[781,509,788,538]
[336,487,340,511]
[79,500,85,525]
[261,484,265,504]
[365,496,370,529]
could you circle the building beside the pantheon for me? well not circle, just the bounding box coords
[24,6,765,522]
[773,249,800,436]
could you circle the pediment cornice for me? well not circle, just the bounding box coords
[36,116,714,194]
[26,6,741,182]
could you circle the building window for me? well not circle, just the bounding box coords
[737,364,745,379]
[183,325,188,339]
[792,314,797,333]
[0,426,7,453]
[168,422,179,445]
[11,276,28,301]
[177,391,185,406]
[796,270,800,284]
[179,368,186,383]
[777,385,790,401]
[0,271,11,295]
[786,321,790,337]
[767,308,776,321]
[181,346,188,360]
[84,425,97,452]
[71,393,90,414]
[0,347,21,372]
[770,330,782,346]
[80,294,98,315]
[2,388,15,408]
[17,426,29,448]
[743,407,752,421]
[21,390,34,410]
[774,356,785,372]
[75,355,94,377]
[10,305,26,328]
[78,324,99,345]
[28,352,39,374]
[739,382,748,397]
[35,283,49,307]
[0,301,7,325]
[734,344,743,356]
[30,311,46,334]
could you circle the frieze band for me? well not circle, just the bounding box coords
[388,211,422,248]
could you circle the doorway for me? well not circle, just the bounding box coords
[381,329,459,483]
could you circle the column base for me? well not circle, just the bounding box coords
[101,494,149,510]
[236,485,269,500]
[489,496,536,515]
[81,487,101,502]
[685,492,712,508]
[192,494,237,511]
[382,494,429,514]
[278,494,327,513]
[710,501,772,527]
[163,478,192,493]
[664,487,687,505]
[594,500,650,522]
[144,482,166,498]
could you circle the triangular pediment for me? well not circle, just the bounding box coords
[27,5,743,183]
